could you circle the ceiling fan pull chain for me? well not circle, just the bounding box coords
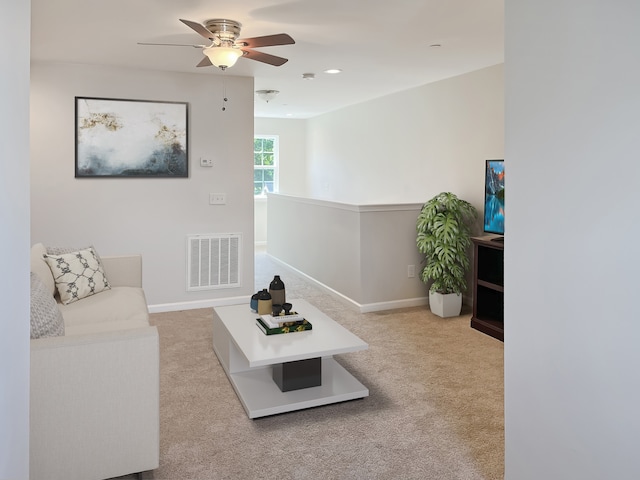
[221,76,228,112]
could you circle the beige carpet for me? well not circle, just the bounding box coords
[115,251,504,480]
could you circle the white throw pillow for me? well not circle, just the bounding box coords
[46,244,106,268]
[30,272,65,339]
[44,247,111,305]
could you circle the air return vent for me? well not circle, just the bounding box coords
[187,234,241,291]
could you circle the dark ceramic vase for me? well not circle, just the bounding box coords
[250,292,259,312]
[257,289,272,315]
[269,275,286,306]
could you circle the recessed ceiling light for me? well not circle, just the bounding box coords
[324,69,342,74]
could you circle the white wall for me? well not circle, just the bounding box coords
[359,206,427,305]
[254,117,307,245]
[306,64,504,209]
[30,63,255,308]
[268,195,363,301]
[267,195,430,311]
[0,1,30,478]
[264,65,504,309]
[505,1,640,479]
[255,117,307,197]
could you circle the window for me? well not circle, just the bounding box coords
[254,135,278,196]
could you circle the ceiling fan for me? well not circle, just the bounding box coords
[139,18,295,70]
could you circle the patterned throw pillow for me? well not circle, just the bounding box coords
[46,244,106,268]
[30,272,65,339]
[47,244,101,257]
[44,247,111,305]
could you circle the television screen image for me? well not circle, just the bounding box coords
[484,160,505,235]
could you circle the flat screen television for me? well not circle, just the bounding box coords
[484,159,505,237]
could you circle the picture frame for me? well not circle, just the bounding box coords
[75,97,189,178]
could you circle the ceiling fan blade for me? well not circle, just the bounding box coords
[179,18,215,41]
[196,56,213,68]
[138,42,205,48]
[241,49,288,66]
[237,33,295,49]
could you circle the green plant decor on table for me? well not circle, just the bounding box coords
[416,192,478,295]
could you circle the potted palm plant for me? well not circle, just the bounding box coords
[416,192,478,317]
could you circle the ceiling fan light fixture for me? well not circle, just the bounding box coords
[256,89,280,103]
[204,46,243,69]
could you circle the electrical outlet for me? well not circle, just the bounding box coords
[200,158,213,167]
[209,193,226,205]
[408,265,416,278]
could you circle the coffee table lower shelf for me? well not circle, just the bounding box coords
[212,300,369,419]
[225,357,368,419]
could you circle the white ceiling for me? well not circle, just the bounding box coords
[30,0,504,119]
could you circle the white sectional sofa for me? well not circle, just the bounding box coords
[29,243,159,480]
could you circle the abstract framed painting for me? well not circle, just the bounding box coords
[75,97,188,178]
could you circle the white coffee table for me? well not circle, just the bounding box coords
[212,299,369,418]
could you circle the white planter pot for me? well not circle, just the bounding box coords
[429,291,463,318]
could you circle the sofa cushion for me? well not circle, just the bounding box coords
[30,272,65,339]
[59,286,149,335]
[44,247,111,305]
[31,243,56,296]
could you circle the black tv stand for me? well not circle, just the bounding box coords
[471,236,504,341]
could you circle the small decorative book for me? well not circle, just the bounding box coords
[255,317,312,335]
[259,313,305,328]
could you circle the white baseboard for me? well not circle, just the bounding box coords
[266,253,429,314]
[358,297,429,313]
[148,258,461,315]
[148,295,249,314]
